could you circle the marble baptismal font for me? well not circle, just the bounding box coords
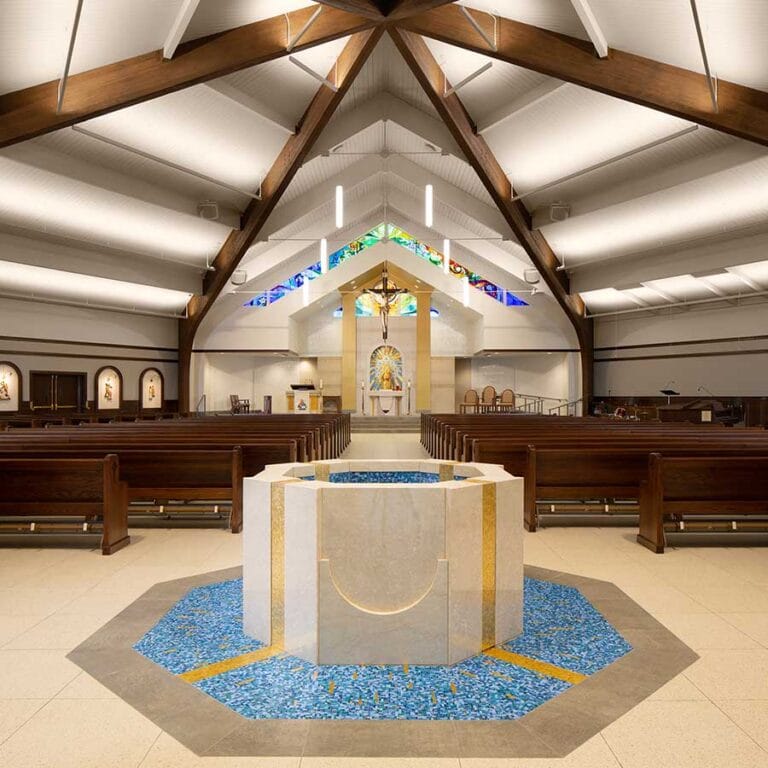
[243,460,523,665]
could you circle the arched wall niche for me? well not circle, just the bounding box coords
[369,345,404,392]
[95,366,123,411]
[0,361,22,413]
[139,368,164,411]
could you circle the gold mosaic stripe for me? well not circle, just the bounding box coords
[439,463,455,482]
[270,482,287,648]
[485,647,587,685]
[179,645,281,683]
[468,478,497,649]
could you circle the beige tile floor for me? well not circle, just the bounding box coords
[0,433,766,767]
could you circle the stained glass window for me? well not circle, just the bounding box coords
[244,223,527,309]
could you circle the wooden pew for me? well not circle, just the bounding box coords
[0,447,247,533]
[472,437,768,531]
[0,455,129,554]
[0,438,298,532]
[638,454,768,553]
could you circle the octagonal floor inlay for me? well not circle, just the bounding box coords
[68,565,698,758]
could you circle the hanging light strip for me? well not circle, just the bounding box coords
[335,185,344,228]
[320,238,328,274]
[443,239,451,274]
[425,184,434,227]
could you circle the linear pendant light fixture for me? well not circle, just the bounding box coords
[443,238,450,273]
[462,275,470,306]
[320,238,328,274]
[335,185,344,228]
[425,184,433,227]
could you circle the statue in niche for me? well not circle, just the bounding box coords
[104,379,114,402]
[147,379,156,402]
[0,375,10,401]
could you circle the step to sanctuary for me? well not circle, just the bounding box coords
[350,415,421,433]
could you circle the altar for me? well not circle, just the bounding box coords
[369,389,404,416]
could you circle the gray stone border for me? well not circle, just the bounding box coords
[68,565,698,758]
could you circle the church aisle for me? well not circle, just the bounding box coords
[340,432,430,460]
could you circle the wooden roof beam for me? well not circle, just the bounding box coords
[388,27,593,400]
[178,26,385,410]
[315,0,456,21]
[0,5,376,149]
[398,4,768,147]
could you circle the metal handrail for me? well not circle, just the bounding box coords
[549,398,583,416]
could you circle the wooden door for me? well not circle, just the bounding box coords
[30,371,86,411]
[30,372,54,410]
[55,373,84,410]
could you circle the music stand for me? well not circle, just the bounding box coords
[660,389,679,405]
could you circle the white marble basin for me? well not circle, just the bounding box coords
[243,460,523,665]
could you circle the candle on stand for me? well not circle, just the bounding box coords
[407,379,411,389]
[319,378,323,390]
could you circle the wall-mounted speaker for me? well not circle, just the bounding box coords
[197,200,220,220]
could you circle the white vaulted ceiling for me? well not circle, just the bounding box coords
[0,1,766,323]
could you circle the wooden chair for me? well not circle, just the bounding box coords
[498,389,516,412]
[480,385,497,414]
[459,389,480,414]
[230,394,250,414]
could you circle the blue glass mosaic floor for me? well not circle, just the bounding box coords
[134,577,631,721]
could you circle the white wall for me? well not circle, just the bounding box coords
[200,354,318,413]
[595,301,768,397]
[431,357,455,413]
[0,298,179,403]
[470,354,571,404]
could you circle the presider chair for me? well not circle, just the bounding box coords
[480,385,497,413]
[460,389,480,413]
[498,389,516,412]
[230,394,250,414]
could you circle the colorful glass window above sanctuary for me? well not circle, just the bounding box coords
[243,224,528,309]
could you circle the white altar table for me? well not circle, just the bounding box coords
[369,390,404,415]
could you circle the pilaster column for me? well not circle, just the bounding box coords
[416,290,431,412]
[341,292,357,411]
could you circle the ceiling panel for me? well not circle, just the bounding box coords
[588,0,768,91]
[0,0,183,95]
[544,156,768,265]
[81,84,286,193]
[0,156,230,264]
[183,0,313,42]
[0,260,191,314]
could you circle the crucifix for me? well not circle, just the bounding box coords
[363,265,408,341]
